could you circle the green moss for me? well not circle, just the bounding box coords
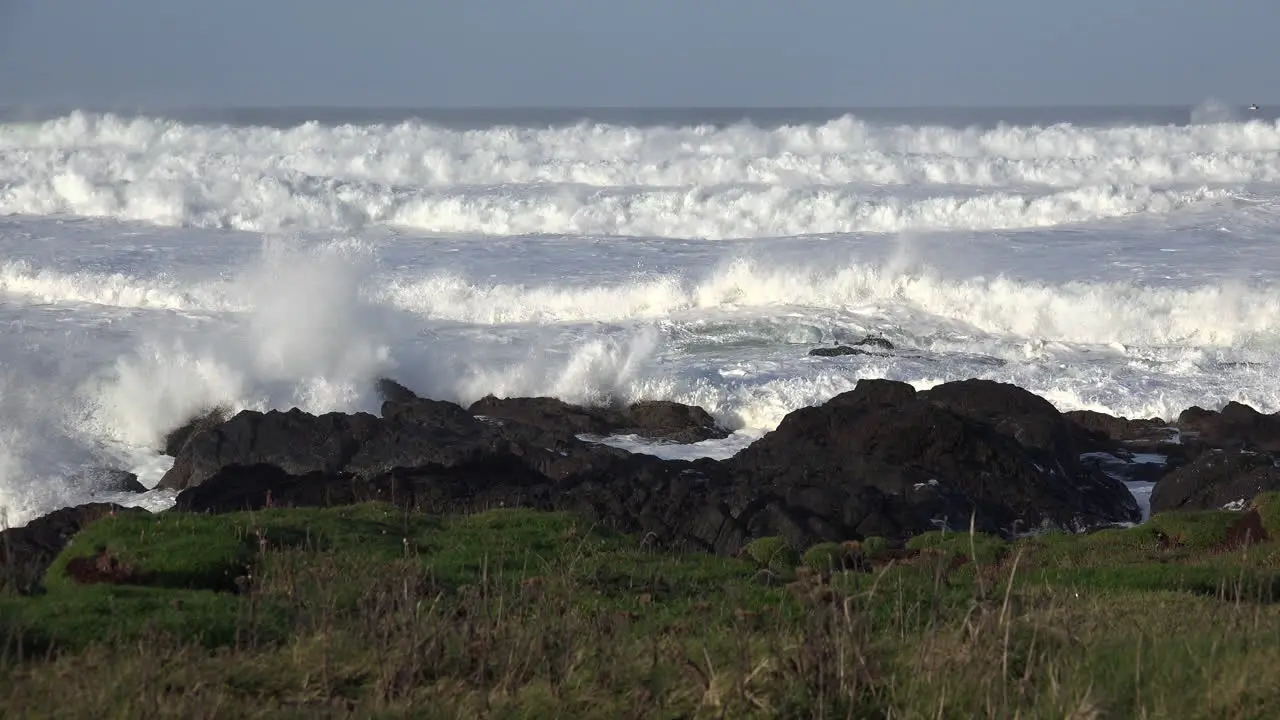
[742,536,800,570]
[906,529,1008,565]
[860,535,890,560]
[801,542,849,572]
[1148,510,1241,550]
[1251,491,1280,537]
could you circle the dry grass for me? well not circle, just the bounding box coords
[4,501,1280,718]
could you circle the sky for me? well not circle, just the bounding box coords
[1,0,1278,108]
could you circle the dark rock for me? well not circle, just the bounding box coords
[1149,450,1280,513]
[615,400,729,443]
[1064,410,1176,446]
[164,379,1141,556]
[809,336,893,357]
[1176,401,1280,452]
[0,503,141,594]
[830,377,918,408]
[175,453,745,555]
[853,336,894,351]
[467,395,728,444]
[1078,452,1170,485]
[375,377,420,404]
[729,379,1139,541]
[84,468,147,494]
[469,395,613,437]
[920,379,1086,478]
[158,408,382,491]
[1157,438,1214,470]
[1177,406,1218,430]
[161,406,231,457]
[809,345,872,357]
[913,383,1156,513]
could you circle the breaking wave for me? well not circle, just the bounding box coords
[0,111,1273,237]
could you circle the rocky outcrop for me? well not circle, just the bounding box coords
[1149,450,1280,513]
[1063,399,1280,514]
[73,468,147,495]
[468,395,729,444]
[920,379,1090,477]
[1176,402,1280,453]
[726,379,1140,545]
[1064,410,1174,446]
[808,336,894,357]
[162,406,231,457]
[158,378,1142,555]
[23,380,1280,570]
[158,408,383,491]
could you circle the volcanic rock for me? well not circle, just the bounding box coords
[162,406,231,457]
[467,395,729,444]
[163,379,1141,556]
[1177,402,1280,453]
[1149,449,1280,513]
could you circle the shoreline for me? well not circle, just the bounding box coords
[6,375,1280,715]
[14,374,1274,544]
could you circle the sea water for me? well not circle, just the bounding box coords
[1,103,1278,527]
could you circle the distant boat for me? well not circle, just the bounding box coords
[1249,104,1260,111]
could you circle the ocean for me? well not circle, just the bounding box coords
[1,101,1278,528]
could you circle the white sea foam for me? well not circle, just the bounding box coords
[0,111,1272,237]
[382,257,1280,348]
[0,110,1279,527]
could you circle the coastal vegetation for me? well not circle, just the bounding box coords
[4,498,1280,718]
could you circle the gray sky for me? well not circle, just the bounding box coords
[1,0,1277,108]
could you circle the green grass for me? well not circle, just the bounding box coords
[1251,491,1280,536]
[5,501,1280,717]
[906,528,1009,565]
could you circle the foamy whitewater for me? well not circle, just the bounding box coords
[2,103,1280,528]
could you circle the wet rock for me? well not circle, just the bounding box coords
[375,377,420,404]
[1149,449,1280,513]
[808,345,873,357]
[161,406,231,457]
[1078,451,1170,485]
[164,379,1141,557]
[830,377,918,408]
[729,378,1140,542]
[157,408,382,491]
[920,379,1088,478]
[614,400,729,443]
[85,468,147,494]
[468,396,615,437]
[467,395,729,444]
[853,336,894,351]
[1064,410,1176,447]
[809,336,894,358]
[1176,402,1280,452]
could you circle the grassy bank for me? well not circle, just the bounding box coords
[4,499,1280,719]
